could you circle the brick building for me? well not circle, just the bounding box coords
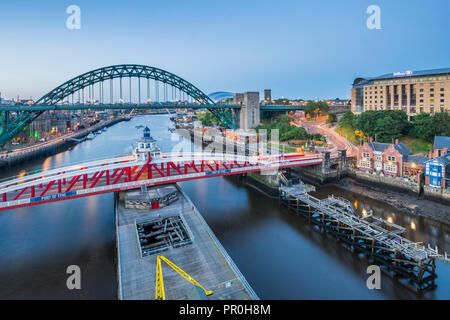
[357,139,428,179]
[432,136,450,159]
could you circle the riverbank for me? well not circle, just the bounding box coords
[335,177,450,225]
[0,117,129,168]
[245,167,450,226]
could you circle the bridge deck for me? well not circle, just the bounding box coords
[0,153,322,211]
[116,185,257,300]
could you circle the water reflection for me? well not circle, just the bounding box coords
[0,114,448,300]
[183,176,450,300]
[314,186,450,255]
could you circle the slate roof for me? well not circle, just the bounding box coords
[405,155,428,165]
[433,136,450,150]
[368,142,411,157]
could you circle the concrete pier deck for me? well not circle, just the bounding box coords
[115,184,258,300]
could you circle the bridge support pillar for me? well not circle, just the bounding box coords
[236,92,260,131]
[0,111,9,148]
[338,150,347,172]
[321,151,331,175]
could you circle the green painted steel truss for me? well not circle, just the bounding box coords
[0,64,237,147]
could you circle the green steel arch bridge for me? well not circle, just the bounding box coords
[0,64,305,147]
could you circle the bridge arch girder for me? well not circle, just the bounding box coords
[1,64,236,147]
[35,64,214,105]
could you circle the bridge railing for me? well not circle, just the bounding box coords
[0,154,137,189]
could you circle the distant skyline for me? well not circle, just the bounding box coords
[0,0,449,101]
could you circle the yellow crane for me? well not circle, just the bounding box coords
[155,255,213,300]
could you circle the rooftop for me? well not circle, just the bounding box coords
[405,155,429,166]
[368,141,411,157]
[434,136,450,150]
[353,67,450,86]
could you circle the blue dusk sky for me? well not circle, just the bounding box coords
[0,0,449,101]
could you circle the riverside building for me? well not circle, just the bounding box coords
[351,68,450,120]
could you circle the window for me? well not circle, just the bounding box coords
[360,160,371,168]
[387,155,396,162]
[362,152,370,158]
[375,155,382,161]
[384,163,397,173]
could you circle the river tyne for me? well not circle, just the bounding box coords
[0,115,448,299]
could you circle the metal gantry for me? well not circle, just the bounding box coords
[279,183,450,291]
[0,64,237,147]
[155,255,213,300]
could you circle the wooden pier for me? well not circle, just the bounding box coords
[279,183,449,292]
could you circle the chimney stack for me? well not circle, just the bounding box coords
[369,137,373,143]
[395,139,399,145]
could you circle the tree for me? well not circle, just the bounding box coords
[354,110,409,139]
[327,113,337,124]
[304,102,316,117]
[304,101,329,117]
[338,111,357,130]
[256,113,325,142]
[198,112,216,126]
[316,101,330,113]
[433,112,450,137]
[410,112,450,142]
[373,116,402,143]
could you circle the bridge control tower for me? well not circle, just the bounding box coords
[133,127,161,161]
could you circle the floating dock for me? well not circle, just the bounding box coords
[115,184,258,300]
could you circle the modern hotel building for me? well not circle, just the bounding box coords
[351,68,450,119]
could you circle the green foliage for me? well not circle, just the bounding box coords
[337,109,449,145]
[410,112,450,142]
[272,98,290,105]
[355,110,410,142]
[354,110,410,143]
[304,101,330,116]
[256,114,325,142]
[373,116,401,142]
[338,111,357,130]
[401,136,432,154]
[327,113,337,124]
[198,112,217,126]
